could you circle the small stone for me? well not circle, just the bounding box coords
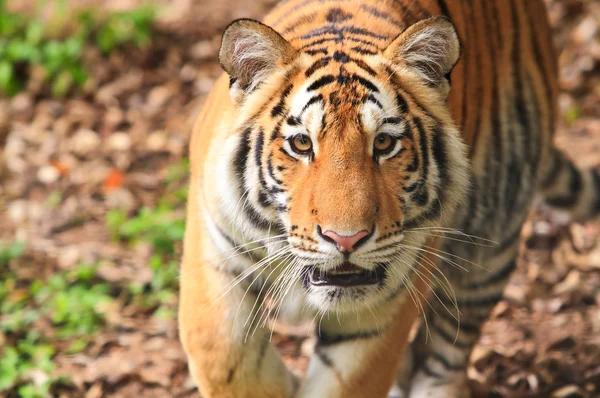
[7,200,27,223]
[107,132,132,151]
[104,107,124,128]
[180,64,198,82]
[146,131,168,152]
[552,384,586,398]
[190,40,215,60]
[553,271,581,296]
[10,93,33,113]
[37,165,60,184]
[147,85,173,110]
[57,246,80,270]
[70,129,101,156]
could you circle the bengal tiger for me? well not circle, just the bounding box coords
[178,0,600,397]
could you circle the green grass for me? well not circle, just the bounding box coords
[0,158,190,396]
[1,260,113,396]
[107,158,189,317]
[0,0,157,97]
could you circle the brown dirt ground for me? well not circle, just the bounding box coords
[1,0,599,397]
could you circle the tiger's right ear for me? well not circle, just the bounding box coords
[219,19,298,102]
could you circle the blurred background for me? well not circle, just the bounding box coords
[0,0,598,397]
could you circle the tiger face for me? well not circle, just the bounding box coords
[217,17,470,313]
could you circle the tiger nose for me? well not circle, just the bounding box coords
[318,227,371,253]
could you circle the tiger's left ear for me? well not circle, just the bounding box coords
[219,19,298,102]
[384,16,460,88]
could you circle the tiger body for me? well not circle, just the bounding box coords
[179,0,600,397]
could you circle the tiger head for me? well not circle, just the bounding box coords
[217,17,470,313]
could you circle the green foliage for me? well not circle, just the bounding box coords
[96,6,156,54]
[0,331,57,397]
[107,205,185,256]
[107,162,189,317]
[0,240,24,266]
[0,264,110,395]
[33,265,113,338]
[0,1,157,97]
[564,104,582,125]
[108,205,183,316]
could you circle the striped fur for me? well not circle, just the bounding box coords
[179,1,600,397]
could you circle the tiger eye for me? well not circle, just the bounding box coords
[291,134,313,154]
[373,134,395,154]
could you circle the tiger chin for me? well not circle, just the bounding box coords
[179,1,600,398]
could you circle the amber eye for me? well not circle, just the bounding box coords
[373,133,396,155]
[289,134,313,154]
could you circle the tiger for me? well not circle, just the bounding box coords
[178,0,600,397]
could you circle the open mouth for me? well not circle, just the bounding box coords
[308,262,385,287]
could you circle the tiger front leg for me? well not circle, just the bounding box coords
[179,261,298,398]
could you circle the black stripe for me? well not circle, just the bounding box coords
[464,259,516,289]
[445,292,503,308]
[256,338,269,372]
[271,84,294,117]
[326,7,353,23]
[298,25,388,41]
[350,57,377,76]
[396,92,409,114]
[233,129,275,230]
[383,117,403,125]
[359,4,403,27]
[226,367,235,383]
[301,94,324,114]
[255,130,271,208]
[432,321,474,350]
[365,94,383,110]
[305,48,328,56]
[281,12,317,34]
[540,152,562,189]
[234,128,252,187]
[307,74,335,91]
[431,352,463,371]
[316,351,334,368]
[526,70,543,178]
[267,153,284,186]
[481,0,504,214]
[271,121,284,144]
[317,329,381,347]
[546,162,583,208]
[351,46,377,55]
[303,36,379,49]
[459,0,470,134]
[525,2,554,134]
[286,116,301,127]
[403,182,418,193]
[436,0,450,16]
[423,362,444,378]
[412,117,430,207]
[432,127,448,188]
[351,74,379,92]
[494,227,522,254]
[305,57,332,77]
[593,170,600,216]
[254,129,264,167]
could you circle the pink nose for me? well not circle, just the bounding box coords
[322,230,370,253]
